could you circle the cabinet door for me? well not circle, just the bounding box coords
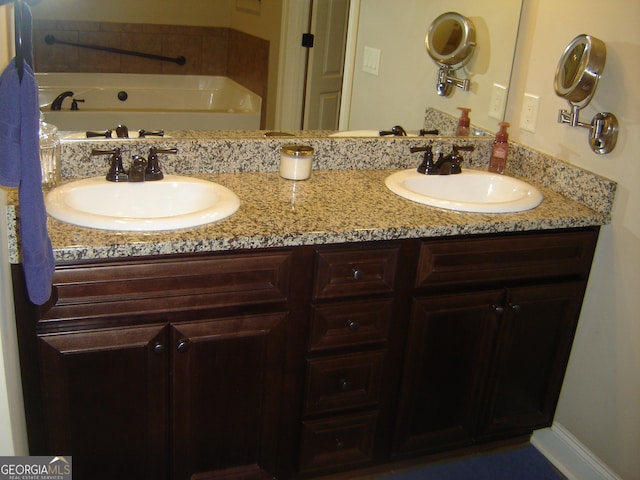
[38,325,169,480]
[171,313,288,480]
[477,282,586,439]
[392,290,502,456]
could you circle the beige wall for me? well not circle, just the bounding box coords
[349,1,639,478]
[348,0,521,132]
[510,2,640,479]
[32,0,232,27]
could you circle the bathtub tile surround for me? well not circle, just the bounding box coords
[32,20,269,127]
[3,130,616,264]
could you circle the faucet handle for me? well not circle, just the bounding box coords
[449,145,475,174]
[145,147,177,181]
[137,129,165,138]
[92,147,127,182]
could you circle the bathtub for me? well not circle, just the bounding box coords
[36,73,262,132]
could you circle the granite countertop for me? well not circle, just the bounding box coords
[5,168,608,264]
[3,132,616,264]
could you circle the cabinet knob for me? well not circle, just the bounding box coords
[338,378,352,392]
[152,342,165,355]
[335,438,345,450]
[176,339,189,353]
[492,304,505,315]
[509,303,521,313]
[346,320,360,331]
[352,267,363,280]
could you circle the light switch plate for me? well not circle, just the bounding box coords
[363,46,381,76]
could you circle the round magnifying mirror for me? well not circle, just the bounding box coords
[554,34,606,105]
[425,12,476,68]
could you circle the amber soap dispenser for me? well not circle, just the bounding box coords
[488,122,510,174]
[455,107,471,136]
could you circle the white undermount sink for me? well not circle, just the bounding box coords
[45,175,240,231]
[385,169,543,213]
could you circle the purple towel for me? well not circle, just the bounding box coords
[0,60,55,305]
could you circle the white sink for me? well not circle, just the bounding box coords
[385,169,543,213]
[45,175,240,231]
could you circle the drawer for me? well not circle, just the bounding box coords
[309,298,392,352]
[313,246,399,299]
[298,411,378,474]
[416,229,599,288]
[42,252,291,325]
[304,351,385,415]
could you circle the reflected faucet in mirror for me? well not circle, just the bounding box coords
[425,12,476,97]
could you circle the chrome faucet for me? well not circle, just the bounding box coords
[50,91,74,110]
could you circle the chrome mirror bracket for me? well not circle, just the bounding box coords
[436,66,470,96]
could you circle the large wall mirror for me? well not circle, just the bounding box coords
[31,0,522,134]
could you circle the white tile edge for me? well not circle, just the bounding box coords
[531,424,623,480]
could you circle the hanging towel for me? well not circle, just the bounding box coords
[0,60,55,305]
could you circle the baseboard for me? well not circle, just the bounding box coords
[531,424,622,480]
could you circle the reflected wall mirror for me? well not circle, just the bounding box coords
[425,12,476,96]
[30,0,523,133]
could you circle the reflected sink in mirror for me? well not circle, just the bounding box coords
[385,169,543,213]
[329,130,420,138]
[45,175,240,231]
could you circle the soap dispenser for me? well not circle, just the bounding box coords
[488,122,510,174]
[455,107,471,136]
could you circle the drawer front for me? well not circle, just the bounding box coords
[313,246,399,299]
[298,411,378,474]
[304,351,385,415]
[309,299,393,352]
[416,229,599,287]
[42,252,291,326]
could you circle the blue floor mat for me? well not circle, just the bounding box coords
[377,445,564,480]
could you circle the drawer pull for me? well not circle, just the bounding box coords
[346,320,360,331]
[152,342,165,355]
[510,303,521,313]
[338,378,352,392]
[492,304,505,315]
[352,267,363,280]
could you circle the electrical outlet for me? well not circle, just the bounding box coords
[488,84,507,120]
[520,93,540,132]
[362,46,381,76]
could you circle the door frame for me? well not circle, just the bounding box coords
[275,0,360,130]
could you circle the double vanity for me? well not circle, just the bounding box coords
[7,130,615,480]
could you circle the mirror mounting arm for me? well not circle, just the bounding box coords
[436,66,470,97]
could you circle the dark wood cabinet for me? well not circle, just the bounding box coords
[38,324,169,480]
[477,282,589,439]
[14,228,599,479]
[392,230,598,459]
[17,250,301,480]
[393,290,502,455]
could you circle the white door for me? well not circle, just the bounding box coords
[303,0,350,130]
